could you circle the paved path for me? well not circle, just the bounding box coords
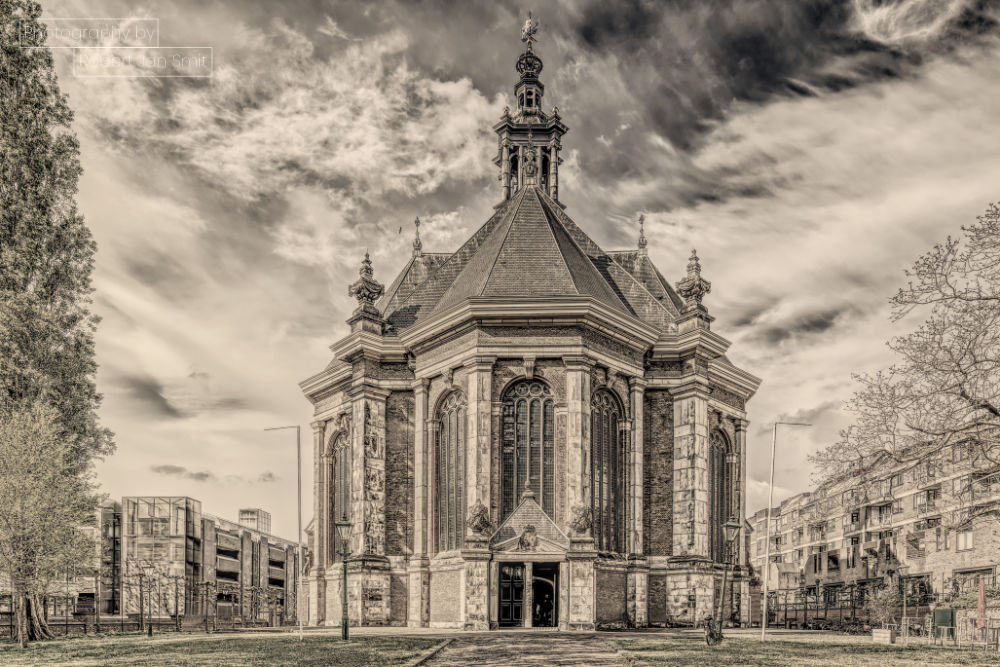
[426,631,622,666]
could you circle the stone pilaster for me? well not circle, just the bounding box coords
[310,421,327,626]
[563,355,593,537]
[500,139,511,200]
[408,378,430,627]
[735,418,748,567]
[462,550,491,630]
[629,377,646,556]
[567,550,597,630]
[523,561,534,628]
[671,387,711,559]
[627,560,649,627]
[465,355,495,546]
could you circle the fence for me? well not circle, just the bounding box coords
[0,612,292,641]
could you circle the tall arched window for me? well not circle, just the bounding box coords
[329,434,351,560]
[591,389,623,553]
[436,391,466,551]
[709,430,735,563]
[501,380,555,521]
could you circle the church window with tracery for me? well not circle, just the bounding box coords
[591,389,623,552]
[501,380,555,521]
[436,391,466,551]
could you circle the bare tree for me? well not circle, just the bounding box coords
[812,203,1000,527]
[0,402,98,647]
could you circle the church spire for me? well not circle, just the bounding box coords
[637,214,647,255]
[493,13,567,204]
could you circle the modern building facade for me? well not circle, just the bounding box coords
[301,21,760,631]
[749,438,1000,622]
[239,508,272,535]
[0,498,302,625]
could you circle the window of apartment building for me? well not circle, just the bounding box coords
[850,510,860,525]
[795,548,803,561]
[935,526,948,551]
[890,473,903,487]
[953,443,970,462]
[953,475,970,496]
[892,499,902,514]
[879,530,894,539]
[957,529,974,551]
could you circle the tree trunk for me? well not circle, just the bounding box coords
[14,592,54,648]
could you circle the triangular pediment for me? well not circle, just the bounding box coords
[489,492,569,553]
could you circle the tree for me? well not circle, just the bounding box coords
[0,402,99,647]
[1,0,113,465]
[811,203,1000,528]
[1,1,114,646]
[864,584,899,629]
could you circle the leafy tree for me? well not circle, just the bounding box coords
[864,585,899,630]
[0,0,113,465]
[1,0,114,645]
[812,204,1000,527]
[0,402,99,647]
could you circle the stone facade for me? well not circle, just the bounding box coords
[300,21,760,631]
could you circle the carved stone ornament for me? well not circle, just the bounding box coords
[468,500,492,535]
[443,368,454,388]
[675,249,712,306]
[516,525,538,551]
[523,356,536,379]
[568,505,593,536]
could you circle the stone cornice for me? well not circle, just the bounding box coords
[329,330,408,363]
[400,296,659,354]
[707,356,762,399]
[651,326,731,360]
[299,363,352,401]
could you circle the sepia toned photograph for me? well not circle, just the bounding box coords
[1,1,999,664]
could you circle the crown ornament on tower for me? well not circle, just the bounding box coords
[412,216,423,257]
[347,252,385,334]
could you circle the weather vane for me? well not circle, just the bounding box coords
[521,12,538,47]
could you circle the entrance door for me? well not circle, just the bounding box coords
[499,563,525,627]
[532,562,559,628]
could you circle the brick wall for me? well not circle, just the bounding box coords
[648,574,667,624]
[389,572,408,625]
[384,391,414,556]
[596,568,627,624]
[644,390,674,556]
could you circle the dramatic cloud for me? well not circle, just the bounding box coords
[42,0,1000,532]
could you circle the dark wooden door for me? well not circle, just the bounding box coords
[499,563,524,627]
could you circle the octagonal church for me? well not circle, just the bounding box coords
[301,23,760,630]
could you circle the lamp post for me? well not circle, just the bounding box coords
[761,421,811,641]
[709,518,743,645]
[896,565,909,642]
[264,424,304,641]
[335,513,352,641]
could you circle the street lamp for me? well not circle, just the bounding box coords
[335,513,352,641]
[264,424,304,641]
[709,517,743,645]
[896,565,910,642]
[761,421,811,641]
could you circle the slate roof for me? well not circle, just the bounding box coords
[382,186,681,333]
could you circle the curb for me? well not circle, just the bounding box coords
[408,637,454,666]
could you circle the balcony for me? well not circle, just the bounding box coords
[916,500,937,514]
[845,521,862,534]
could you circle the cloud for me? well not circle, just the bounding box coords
[117,375,185,419]
[150,464,216,482]
[150,464,278,485]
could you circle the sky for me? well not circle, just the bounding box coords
[40,0,1000,540]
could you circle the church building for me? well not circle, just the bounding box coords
[301,19,760,630]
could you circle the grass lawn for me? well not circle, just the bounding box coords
[0,633,442,666]
[616,635,1000,666]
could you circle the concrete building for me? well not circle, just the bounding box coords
[120,497,301,624]
[239,508,272,535]
[749,437,1000,624]
[0,497,303,625]
[301,19,760,631]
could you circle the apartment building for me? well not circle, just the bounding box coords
[749,438,1000,622]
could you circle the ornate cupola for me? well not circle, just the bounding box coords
[493,13,568,203]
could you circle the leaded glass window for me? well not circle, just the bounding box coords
[501,380,555,521]
[436,391,466,551]
[329,434,351,561]
[709,429,736,563]
[591,389,623,553]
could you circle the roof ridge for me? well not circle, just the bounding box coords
[537,191,678,322]
[478,187,530,299]
[531,187,583,296]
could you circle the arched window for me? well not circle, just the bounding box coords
[709,430,736,562]
[329,434,351,560]
[501,380,555,521]
[591,389,623,553]
[436,391,466,551]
